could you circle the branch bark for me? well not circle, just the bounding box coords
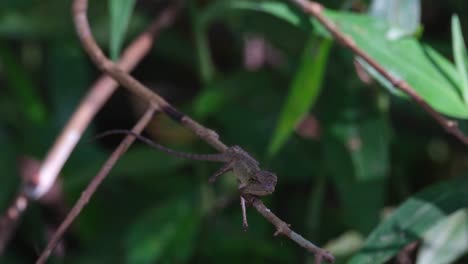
[249,196,334,263]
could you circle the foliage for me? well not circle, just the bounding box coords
[1,0,468,263]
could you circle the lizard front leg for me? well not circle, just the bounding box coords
[208,161,234,183]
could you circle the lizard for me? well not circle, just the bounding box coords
[95,129,277,197]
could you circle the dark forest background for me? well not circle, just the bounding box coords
[1,0,468,263]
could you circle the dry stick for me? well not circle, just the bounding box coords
[71,0,333,263]
[250,197,334,263]
[290,0,468,146]
[36,106,157,264]
[25,4,180,200]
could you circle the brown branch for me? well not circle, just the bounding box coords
[249,196,334,263]
[72,0,227,152]
[65,0,334,263]
[24,3,180,200]
[290,0,468,146]
[36,106,157,264]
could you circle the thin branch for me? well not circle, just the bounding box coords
[249,196,334,263]
[289,0,468,146]
[36,106,157,264]
[24,3,180,200]
[68,0,333,263]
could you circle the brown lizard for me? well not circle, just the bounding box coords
[95,129,277,197]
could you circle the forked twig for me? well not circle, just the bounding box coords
[289,0,468,146]
[36,106,157,264]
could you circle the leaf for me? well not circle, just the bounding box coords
[222,1,468,118]
[268,37,331,157]
[324,231,364,258]
[109,0,135,60]
[316,11,468,119]
[125,197,200,264]
[369,0,421,40]
[324,118,388,232]
[349,177,468,264]
[416,209,468,264]
[199,0,306,28]
[327,116,390,181]
[451,14,468,105]
[193,87,225,119]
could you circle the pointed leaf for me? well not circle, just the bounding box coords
[451,14,468,104]
[109,0,135,60]
[349,177,468,264]
[417,209,468,264]
[268,38,331,157]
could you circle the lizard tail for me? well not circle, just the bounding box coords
[93,129,228,162]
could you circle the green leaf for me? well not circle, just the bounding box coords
[193,87,225,119]
[324,118,388,233]
[109,0,135,60]
[327,116,390,181]
[451,14,468,105]
[200,0,306,28]
[126,197,200,264]
[417,209,468,264]
[325,231,364,258]
[349,177,468,264]
[268,37,331,157]
[318,11,468,119]
[222,1,468,118]
[369,0,421,40]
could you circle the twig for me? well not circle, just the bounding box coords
[248,196,334,264]
[69,0,333,263]
[289,0,468,146]
[24,3,180,200]
[36,106,157,264]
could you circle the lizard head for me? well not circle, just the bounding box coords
[254,170,277,194]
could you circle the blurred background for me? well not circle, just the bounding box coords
[1,0,468,263]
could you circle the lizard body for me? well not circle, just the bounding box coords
[96,130,277,196]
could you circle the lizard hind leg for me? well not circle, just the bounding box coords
[240,196,249,231]
[208,162,233,183]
